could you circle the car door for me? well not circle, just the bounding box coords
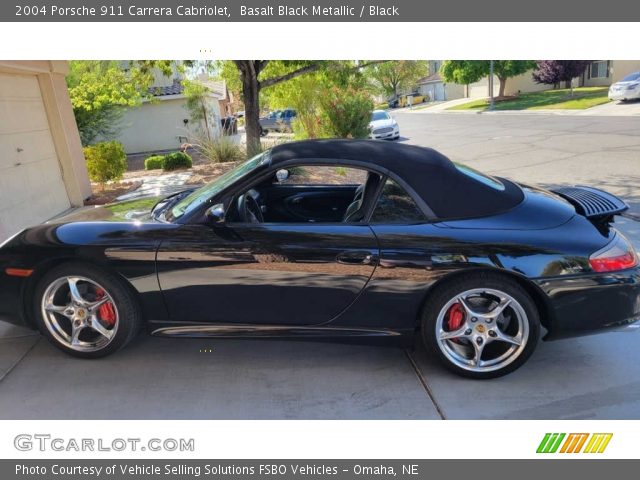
[156,222,379,326]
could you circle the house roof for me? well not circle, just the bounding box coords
[149,79,184,97]
[148,78,229,101]
[417,72,443,84]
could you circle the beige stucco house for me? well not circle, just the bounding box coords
[417,61,465,102]
[580,61,640,87]
[0,60,91,241]
[461,60,640,99]
[114,72,226,154]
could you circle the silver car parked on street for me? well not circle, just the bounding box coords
[609,72,640,102]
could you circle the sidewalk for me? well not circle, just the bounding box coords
[408,98,640,116]
[402,98,473,113]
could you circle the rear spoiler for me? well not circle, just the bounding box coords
[552,186,628,222]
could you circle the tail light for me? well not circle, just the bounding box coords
[589,234,638,272]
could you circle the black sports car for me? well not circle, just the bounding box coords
[1,140,638,378]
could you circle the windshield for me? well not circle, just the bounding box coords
[371,111,390,121]
[454,163,505,191]
[621,72,640,82]
[167,152,267,221]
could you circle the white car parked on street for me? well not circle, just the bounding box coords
[368,110,400,140]
[609,72,640,102]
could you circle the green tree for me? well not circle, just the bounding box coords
[365,61,429,98]
[183,79,214,141]
[440,60,536,98]
[319,86,373,139]
[225,61,384,156]
[263,63,370,140]
[67,60,174,145]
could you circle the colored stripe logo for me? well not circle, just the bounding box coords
[537,433,612,453]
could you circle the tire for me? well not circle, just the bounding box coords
[33,263,141,358]
[421,272,540,379]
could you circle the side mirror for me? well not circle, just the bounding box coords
[275,169,290,183]
[206,203,226,224]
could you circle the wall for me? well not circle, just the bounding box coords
[610,61,640,83]
[114,96,221,154]
[418,82,465,101]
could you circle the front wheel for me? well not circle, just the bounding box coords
[421,273,540,379]
[34,263,141,358]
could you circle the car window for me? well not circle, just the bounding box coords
[371,111,390,121]
[279,166,368,185]
[371,179,426,223]
[454,163,505,191]
[621,72,640,82]
[166,152,267,221]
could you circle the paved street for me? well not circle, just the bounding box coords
[1,112,639,419]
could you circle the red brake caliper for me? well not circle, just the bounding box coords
[445,303,465,342]
[95,288,116,327]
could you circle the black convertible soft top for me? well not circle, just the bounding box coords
[269,139,524,220]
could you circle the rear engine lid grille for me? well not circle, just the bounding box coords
[552,186,628,219]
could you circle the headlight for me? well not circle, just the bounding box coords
[627,83,639,90]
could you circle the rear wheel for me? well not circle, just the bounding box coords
[421,273,540,379]
[34,263,141,358]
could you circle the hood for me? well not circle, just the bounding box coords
[611,81,640,88]
[369,118,396,129]
[50,188,195,224]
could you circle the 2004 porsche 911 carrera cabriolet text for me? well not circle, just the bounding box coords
[1,140,639,378]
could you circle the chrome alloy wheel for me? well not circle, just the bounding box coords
[435,288,529,373]
[40,276,119,352]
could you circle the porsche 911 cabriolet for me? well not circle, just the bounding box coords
[1,140,638,378]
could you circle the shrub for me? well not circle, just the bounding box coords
[162,151,192,170]
[84,141,127,186]
[192,134,245,163]
[144,155,165,170]
[319,87,374,139]
[375,102,389,110]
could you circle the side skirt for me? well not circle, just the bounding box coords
[151,324,404,339]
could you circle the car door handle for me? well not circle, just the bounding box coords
[337,251,376,265]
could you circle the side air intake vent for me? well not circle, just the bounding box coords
[552,186,628,219]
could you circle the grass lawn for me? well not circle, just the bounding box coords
[449,87,611,111]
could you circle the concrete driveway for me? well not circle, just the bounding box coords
[584,99,640,116]
[1,112,639,420]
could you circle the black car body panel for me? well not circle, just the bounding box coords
[1,140,639,347]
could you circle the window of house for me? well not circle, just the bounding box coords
[590,61,608,79]
[371,179,426,223]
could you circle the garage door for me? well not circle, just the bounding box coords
[0,73,70,240]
